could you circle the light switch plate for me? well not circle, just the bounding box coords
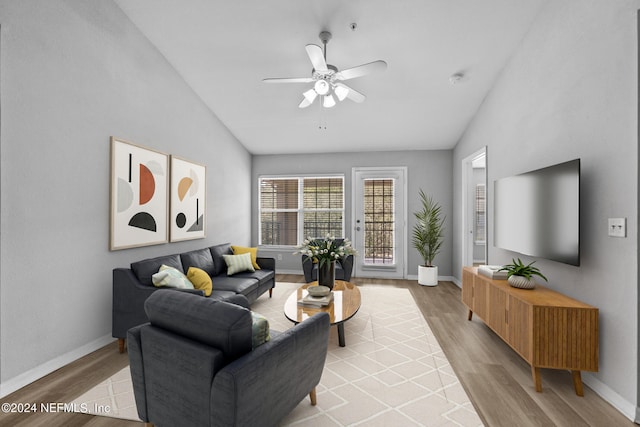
[608,218,626,237]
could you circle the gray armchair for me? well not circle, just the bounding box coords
[302,238,354,282]
[127,290,330,427]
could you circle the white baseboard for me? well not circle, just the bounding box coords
[0,334,115,398]
[276,269,304,276]
[406,275,455,284]
[582,373,637,422]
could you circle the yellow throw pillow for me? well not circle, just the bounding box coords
[187,267,213,297]
[231,245,261,270]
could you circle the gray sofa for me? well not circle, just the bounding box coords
[128,290,330,427]
[113,242,275,352]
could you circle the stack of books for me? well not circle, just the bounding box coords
[298,292,334,307]
[477,265,508,280]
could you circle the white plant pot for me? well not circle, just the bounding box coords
[508,275,536,289]
[418,265,438,286]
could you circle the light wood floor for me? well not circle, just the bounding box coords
[1,275,634,426]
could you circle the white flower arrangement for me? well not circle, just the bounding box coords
[294,234,357,268]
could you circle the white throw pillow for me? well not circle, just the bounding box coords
[222,252,255,275]
[152,264,194,289]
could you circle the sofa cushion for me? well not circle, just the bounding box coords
[231,245,261,270]
[231,268,274,284]
[132,254,184,286]
[211,276,259,295]
[187,267,213,297]
[223,253,255,275]
[152,265,194,289]
[144,290,252,360]
[210,243,233,276]
[181,248,216,277]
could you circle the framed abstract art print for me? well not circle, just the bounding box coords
[110,137,169,250]
[169,155,206,242]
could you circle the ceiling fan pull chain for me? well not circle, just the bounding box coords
[318,101,327,130]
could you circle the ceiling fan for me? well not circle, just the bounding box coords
[263,31,387,109]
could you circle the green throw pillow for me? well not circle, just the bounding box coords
[152,265,194,289]
[222,252,255,275]
[251,312,270,349]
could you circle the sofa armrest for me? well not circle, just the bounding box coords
[211,313,330,426]
[222,293,250,309]
[112,268,204,339]
[256,256,275,271]
[112,269,157,339]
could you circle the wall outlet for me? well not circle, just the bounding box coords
[277,254,283,261]
[608,218,626,237]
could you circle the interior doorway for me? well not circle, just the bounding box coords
[461,148,487,267]
[352,167,407,279]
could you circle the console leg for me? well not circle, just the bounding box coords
[309,388,317,406]
[118,338,125,354]
[572,370,584,396]
[531,366,542,392]
[467,309,473,321]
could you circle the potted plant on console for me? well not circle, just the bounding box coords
[412,189,445,286]
[498,258,548,289]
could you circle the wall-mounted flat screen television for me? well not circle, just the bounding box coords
[494,159,580,266]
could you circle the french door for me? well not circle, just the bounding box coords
[352,167,406,279]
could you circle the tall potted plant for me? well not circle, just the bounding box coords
[412,189,445,286]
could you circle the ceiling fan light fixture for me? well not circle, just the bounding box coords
[334,84,349,101]
[314,79,330,96]
[323,94,336,108]
[303,88,318,103]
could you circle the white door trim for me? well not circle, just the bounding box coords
[461,147,487,268]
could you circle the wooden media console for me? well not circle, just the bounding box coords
[461,266,598,396]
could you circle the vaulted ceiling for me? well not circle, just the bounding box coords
[115,0,544,155]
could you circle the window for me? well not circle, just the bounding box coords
[363,178,395,265]
[259,176,344,246]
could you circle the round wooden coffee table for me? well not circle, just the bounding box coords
[284,281,361,347]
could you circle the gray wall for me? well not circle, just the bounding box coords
[0,1,252,389]
[252,150,453,277]
[453,0,638,418]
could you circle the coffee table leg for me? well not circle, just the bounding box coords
[338,323,345,347]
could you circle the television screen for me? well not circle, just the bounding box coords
[494,159,580,266]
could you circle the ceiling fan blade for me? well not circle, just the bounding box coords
[305,44,328,72]
[335,83,366,103]
[263,77,314,84]
[298,97,313,108]
[336,60,387,81]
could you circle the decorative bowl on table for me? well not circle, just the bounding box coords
[307,285,331,297]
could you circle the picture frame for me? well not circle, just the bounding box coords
[170,155,206,242]
[110,137,169,250]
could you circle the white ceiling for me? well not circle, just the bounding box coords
[115,0,544,155]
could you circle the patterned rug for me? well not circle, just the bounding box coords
[71,282,483,426]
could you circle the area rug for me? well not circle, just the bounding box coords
[71,282,483,426]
